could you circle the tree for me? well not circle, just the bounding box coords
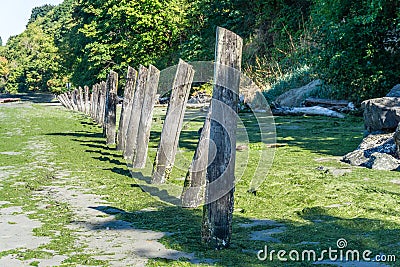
[5,18,65,93]
[310,0,400,102]
[27,5,55,25]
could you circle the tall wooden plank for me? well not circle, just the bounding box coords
[84,85,90,114]
[202,27,243,249]
[71,89,79,111]
[78,87,84,112]
[99,81,107,126]
[105,71,119,145]
[124,65,148,160]
[132,65,160,168]
[117,67,137,151]
[95,84,102,123]
[181,111,210,207]
[90,85,95,118]
[152,59,194,183]
[66,91,74,110]
[58,94,70,109]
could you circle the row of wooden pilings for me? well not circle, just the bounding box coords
[57,27,242,249]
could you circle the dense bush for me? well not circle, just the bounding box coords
[310,0,400,103]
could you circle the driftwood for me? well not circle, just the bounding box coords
[272,106,345,118]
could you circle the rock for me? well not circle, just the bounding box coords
[187,91,211,104]
[362,97,400,132]
[364,152,400,171]
[342,133,398,169]
[358,133,397,157]
[394,123,400,157]
[275,79,323,107]
[342,150,369,166]
[386,84,400,97]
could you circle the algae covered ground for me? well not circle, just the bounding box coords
[0,96,399,266]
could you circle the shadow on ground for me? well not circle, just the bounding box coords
[82,204,399,266]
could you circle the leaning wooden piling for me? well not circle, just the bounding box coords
[117,67,137,151]
[84,85,90,114]
[181,111,210,208]
[104,71,119,145]
[124,65,148,160]
[152,59,194,184]
[132,65,160,168]
[202,27,243,249]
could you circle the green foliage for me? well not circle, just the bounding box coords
[2,0,399,103]
[4,19,64,93]
[66,0,189,86]
[27,5,55,25]
[310,0,400,102]
[0,56,9,92]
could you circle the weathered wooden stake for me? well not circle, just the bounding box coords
[132,65,160,168]
[98,81,107,126]
[78,87,85,112]
[152,59,194,184]
[90,85,95,118]
[84,85,90,114]
[58,94,70,109]
[124,65,148,160]
[117,67,138,151]
[65,92,73,110]
[202,27,243,249]
[181,110,210,208]
[95,84,102,123]
[71,89,79,111]
[104,71,119,144]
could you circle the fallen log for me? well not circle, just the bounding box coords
[0,98,21,103]
[272,106,345,118]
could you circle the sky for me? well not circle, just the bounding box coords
[0,0,64,45]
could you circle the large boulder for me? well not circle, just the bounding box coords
[362,97,400,132]
[342,132,400,171]
[386,84,400,97]
[275,79,322,107]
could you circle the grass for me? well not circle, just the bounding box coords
[0,98,399,266]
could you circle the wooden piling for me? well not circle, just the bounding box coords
[132,65,160,168]
[124,65,148,160]
[152,59,194,184]
[104,71,119,145]
[201,27,243,249]
[117,67,138,151]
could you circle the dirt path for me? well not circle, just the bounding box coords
[0,98,199,266]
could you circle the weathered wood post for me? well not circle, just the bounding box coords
[99,81,107,126]
[71,89,79,111]
[181,111,210,208]
[104,71,119,145]
[132,65,160,168]
[58,93,70,109]
[95,84,102,123]
[78,87,85,112]
[117,67,138,151]
[124,65,148,160]
[152,59,194,184]
[90,85,95,118]
[202,27,242,249]
[84,85,90,115]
